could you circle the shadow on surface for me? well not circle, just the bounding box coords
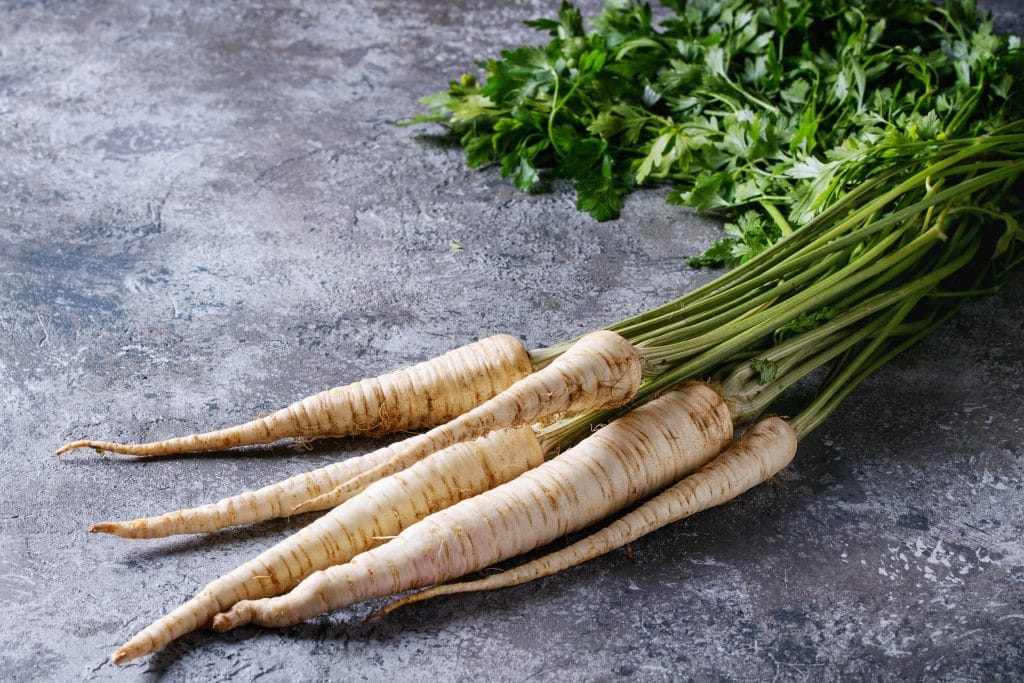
[410,132,459,149]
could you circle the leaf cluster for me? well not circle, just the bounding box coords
[414,0,1022,252]
[411,0,1024,441]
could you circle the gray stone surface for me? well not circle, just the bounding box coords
[1,1,1022,680]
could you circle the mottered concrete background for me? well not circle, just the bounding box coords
[1,1,1022,680]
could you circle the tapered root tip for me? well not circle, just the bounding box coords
[110,646,137,666]
[368,592,425,620]
[55,441,87,455]
[56,440,118,456]
[212,602,253,632]
[290,501,314,515]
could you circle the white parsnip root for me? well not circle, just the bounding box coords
[211,383,731,631]
[90,331,788,666]
[110,426,545,664]
[374,416,798,616]
[57,334,533,456]
[94,330,643,539]
[91,441,398,538]
[294,330,643,511]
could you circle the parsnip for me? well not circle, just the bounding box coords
[91,444,396,538]
[211,383,731,631]
[57,334,532,456]
[295,330,643,511]
[375,417,797,616]
[94,330,644,538]
[110,426,544,664]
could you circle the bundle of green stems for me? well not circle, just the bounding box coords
[536,128,1024,447]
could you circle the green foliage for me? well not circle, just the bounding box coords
[688,210,781,268]
[773,307,838,344]
[750,358,778,385]
[411,0,1023,263]
[411,1,1024,443]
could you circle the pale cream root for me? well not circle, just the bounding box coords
[375,416,798,615]
[299,330,645,511]
[110,426,544,664]
[91,444,398,538]
[212,383,731,631]
[58,334,532,456]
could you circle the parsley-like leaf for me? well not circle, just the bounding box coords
[750,358,778,385]
[409,0,1024,248]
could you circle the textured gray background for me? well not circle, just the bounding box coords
[1,1,1022,680]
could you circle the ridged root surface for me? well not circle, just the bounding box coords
[213,382,731,630]
[296,329,645,511]
[57,334,532,456]
[110,426,544,664]
[376,416,798,615]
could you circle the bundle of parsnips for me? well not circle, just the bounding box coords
[59,0,1022,664]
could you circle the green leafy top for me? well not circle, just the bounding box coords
[412,0,1022,256]
[411,1,1024,443]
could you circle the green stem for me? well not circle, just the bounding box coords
[761,200,794,237]
[642,225,937,366]
[788,294,923,438]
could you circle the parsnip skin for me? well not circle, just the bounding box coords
[104,329,646,664]
[212,383,732,631]
[109,426,544,665]
[57,334,533,456]
[88,331,641,537]
[299,330,645,511]
[90,443,397,538]
[376,417,798,616]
